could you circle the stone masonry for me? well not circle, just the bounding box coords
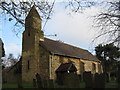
[21,6,103,82]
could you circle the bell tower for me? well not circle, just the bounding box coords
[22,6,44,82]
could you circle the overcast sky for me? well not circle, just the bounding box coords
[1,1,103,58]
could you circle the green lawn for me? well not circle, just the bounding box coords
[2,80,118,88]
[105,80,118,88]
[2,82,85,88]
[2,83,34,88]
[2,83,18,88]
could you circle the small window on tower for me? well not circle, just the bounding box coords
[27,60,30,71]
[28,33,30,36]
[28,30,30,36]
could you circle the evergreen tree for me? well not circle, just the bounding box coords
[95,43,120,81]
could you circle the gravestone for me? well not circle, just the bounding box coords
[33,78,37,88]
[36,73,43,88]
[63,73,80,88]
[43,79,48,88]
[56,72,64,85]
[48,79,54,88]
[83,72,93,88]
[78,74,82,82]
[105,73,109,82]
[93,73,106,88]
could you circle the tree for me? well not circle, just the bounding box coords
[0,38,5,69]
[95,43,120,81]
[0,0,104,33]
[2,53,18,67]
[1,0,120,44]
[93,1,120,46]
[0,0,56,34]
[0,38,5,57]
[95,43,120,69]
[1,40,5,57]
[65,0,120,45]
[54,0,120,45]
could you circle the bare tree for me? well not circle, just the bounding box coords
[2,53,17,67]
[65,0,120,46]
[93,1,120,46]
[65,0,98,13]
[0,0,55,34]
[1,0,119,45]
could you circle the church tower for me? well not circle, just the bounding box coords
[22,6,44,82]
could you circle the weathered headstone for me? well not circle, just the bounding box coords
[36,73,43,88]
[78,74,82,82]
[43,79,48,88]
[105,73,109,82]
[83,72,93,88]
[33,78,37,88]
[93,73,106,88]
[56,72,63,85]
[63,73,80,88]
[48,79,54,88]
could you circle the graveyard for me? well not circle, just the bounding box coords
[2,72,118,88]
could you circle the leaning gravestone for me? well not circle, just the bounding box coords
[93,73,106,88]
[36,73,43,88]
[83,72,93,88]
[63,73,80,88]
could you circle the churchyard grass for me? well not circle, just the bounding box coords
[2,83,18,88]
[2,80,117,88]
[105,80,118,88]
[2,83,33,88]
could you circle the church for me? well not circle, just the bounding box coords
[21,6,103,82]
[3,6,103,83]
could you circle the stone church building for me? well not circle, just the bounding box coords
[3,6,103,83]
[21,6,103,82]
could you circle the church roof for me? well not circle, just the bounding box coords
[41,38,100,62]
[56,62,77,73]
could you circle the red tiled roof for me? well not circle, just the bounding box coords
[41,38,100,62]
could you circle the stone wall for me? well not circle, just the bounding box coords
[22,28,41,82]
[49,55,103,80]
[22,51,39,82]
[80,59,103,74]
[22,43,50,82]
[39,45,49,80]
[2,68,17,83]
[50,55,61,80]
[22,6,43,82]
